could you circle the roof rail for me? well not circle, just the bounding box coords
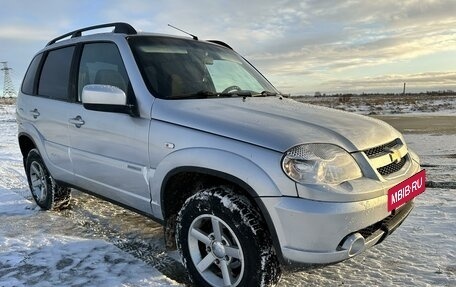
[207,40,233,50]
[46,22,137,46]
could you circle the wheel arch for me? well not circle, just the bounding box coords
[159,165,285,261]
[161,166,258,211]
[153,148,282,215]
[18,132,37,160]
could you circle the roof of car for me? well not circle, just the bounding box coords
[45,22,233,50]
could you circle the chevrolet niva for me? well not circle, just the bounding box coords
[16,23,425,287]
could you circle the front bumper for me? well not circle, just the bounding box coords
[260,145,422,265]
[260,194,415,265]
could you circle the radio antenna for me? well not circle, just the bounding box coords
[167,24,198,40]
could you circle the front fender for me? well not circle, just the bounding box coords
[150,147,286,219]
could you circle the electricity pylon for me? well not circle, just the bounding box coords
[1,62,16,98]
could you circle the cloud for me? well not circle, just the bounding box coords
[0,26,55,41]
[244,1,456,73]
[0,0,455,94]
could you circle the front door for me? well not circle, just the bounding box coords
[68,42,151,213]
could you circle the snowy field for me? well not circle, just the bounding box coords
[295,94,456,116]
[1,102,455,286]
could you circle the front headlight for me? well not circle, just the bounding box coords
[282,144,362,185]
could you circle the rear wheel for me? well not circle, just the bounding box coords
[25,149,71,210]
[176,186,281,287]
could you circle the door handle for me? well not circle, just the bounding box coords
[30,109,40,119]
[69,116,85,128]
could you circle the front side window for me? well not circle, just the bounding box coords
[38,46,74,101]
[78,42,130,101]
[129,36,277,99]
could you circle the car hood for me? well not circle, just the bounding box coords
[152,97,401,152]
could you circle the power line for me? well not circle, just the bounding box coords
[1,61,17,98]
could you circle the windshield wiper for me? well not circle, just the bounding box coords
[219,90,252,97]
[257,90,278,97]
[236,90,278,97]
[170,90,279,99]
[219,90,278,98]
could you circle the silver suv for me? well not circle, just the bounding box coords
[17,23,425,287]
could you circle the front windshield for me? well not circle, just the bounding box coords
[128,36,278,99]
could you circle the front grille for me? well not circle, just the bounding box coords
[362,138,408,176]
[377,157,407,175]
[364,139,400,158]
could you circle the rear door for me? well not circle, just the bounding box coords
[17,46,79,183]
[68,42,151,213]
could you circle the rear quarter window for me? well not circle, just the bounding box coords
[21,53,43,95]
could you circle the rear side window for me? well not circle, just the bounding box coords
[21,53,43,95]
[38,46,75,101]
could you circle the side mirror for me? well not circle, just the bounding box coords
[82,84,134,115]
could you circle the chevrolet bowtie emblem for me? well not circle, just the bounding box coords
[386,148,402,164]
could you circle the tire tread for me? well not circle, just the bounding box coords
[176,186,281,286]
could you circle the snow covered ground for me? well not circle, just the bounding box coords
[1,103,455,286]
[0,104,182,286]
[296,94,456,116]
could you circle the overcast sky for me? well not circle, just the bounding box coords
[0,0,455,95]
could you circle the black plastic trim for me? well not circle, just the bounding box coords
[377,200,414,244]
[83,103,136,115]
[56,180,164,225]
[68,43,83,103]
[207,40,233,50]
[160,166,259,209]
[33,51,47,96]
[17,132,37,158]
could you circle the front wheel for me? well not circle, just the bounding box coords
[25,149,71,210]
[176,187,281,287]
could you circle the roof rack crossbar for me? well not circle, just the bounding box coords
[46,22,137,46]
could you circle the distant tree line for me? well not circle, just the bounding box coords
[296,90,456,98]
